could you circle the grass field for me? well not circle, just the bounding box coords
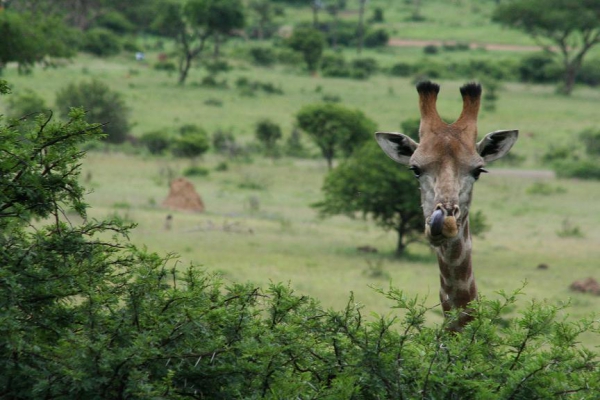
[2,0,600,345]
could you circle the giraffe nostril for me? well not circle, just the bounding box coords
[452,205,461,219]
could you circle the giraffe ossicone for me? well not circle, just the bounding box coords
[375,81,518,331]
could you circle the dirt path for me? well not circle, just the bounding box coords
[388,38,541,52]
[489,169,555,179]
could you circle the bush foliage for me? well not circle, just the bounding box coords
[55,79,130,144]
[2,80,600,399]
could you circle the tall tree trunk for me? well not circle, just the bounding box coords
[395,225,406,257]
[357,0,366,54]
[213,34,221,59]
[312,2,319,27]
[178,53,193,85]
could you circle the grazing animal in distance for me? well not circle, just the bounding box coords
[375,81,518,331]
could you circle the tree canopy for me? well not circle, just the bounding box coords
[296,103,376,169]
[493,0,600,95]
[287,27,326,73]
[153,0,245,84]
[0,10,77,73]
[313,141,423,256]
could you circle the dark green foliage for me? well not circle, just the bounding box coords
[183,165,210,177]
[370,6,385,22]
[390,62,414,77]
[172,124,210,158]
[493,0,600,95]
[363,28,389,48]
[212,129,238,155]
[92,10,136,34]
[518,53,562,83]
[577,58,600,86]
[554,159,600,180]
[287,27,325,73]
[154,60,177,72]
[81,27,123,57]
[5,88,48,119]
[0,11,77,73]
[248,45,277,66]
[423,44,439,54]
[235,76,283,95]
[400,117,421,141]
[579,128,600,156]
[55,79,130,144]
[313,141,422,256]
[152,0,245,84]
[321,53,351,77]
[296,103,376,169]
[0,83,599,397]
[140,129,172,155]
[255,118,282,155]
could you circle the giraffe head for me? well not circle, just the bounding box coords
[375,81,518,246]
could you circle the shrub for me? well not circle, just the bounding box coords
[363,28,389,48]
[212,129,237,154]
[255,118,282,154]
[249,46,277,66]
[55,79,130,144]
[518,53,562,83]
[93,11,135,34]
[171,124,210,158]
[321,53,351,78]
[287,27,325,73]
[400,117,421,141]
[554,159,600,180]
[81,27,122,57]
[183,165,210,177]
[577,58,600,86]
[140,129,172,155]
[154,61,177,72]
[579,128,600,156]
[351,57,378,75]
[390,62,413,77]
[6,88,47,119]
[204,59,231,74]
[284,127,309,157]
[423,44,439,54]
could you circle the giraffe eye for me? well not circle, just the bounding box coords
[472,167,488,180]
[408,165,422,179]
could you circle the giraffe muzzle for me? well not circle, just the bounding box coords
[428,206,459,240]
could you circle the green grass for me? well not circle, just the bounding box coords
[2,1,600,345]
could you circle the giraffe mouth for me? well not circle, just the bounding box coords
[426,209,460,245]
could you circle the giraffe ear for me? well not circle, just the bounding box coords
[476,130,518,162]
[375,132,418,165]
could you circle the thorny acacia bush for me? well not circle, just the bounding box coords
[0,79,599,399]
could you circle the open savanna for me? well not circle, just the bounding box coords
[2,31,600,344]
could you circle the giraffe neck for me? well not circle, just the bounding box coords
[436,215,476,330]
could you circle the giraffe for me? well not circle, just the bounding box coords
[375,81,518,331]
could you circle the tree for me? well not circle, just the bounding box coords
[249,0,276,40]
[357,0,367,54]
[296,103,376,169]
[55,79,130,144]
[0,10,77,73]
[287,27,326,74]
[171,123,210,158]
[313,141,422,256]
[153,0,245,84]
[255,118,282,156]
[493,0,600,95]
